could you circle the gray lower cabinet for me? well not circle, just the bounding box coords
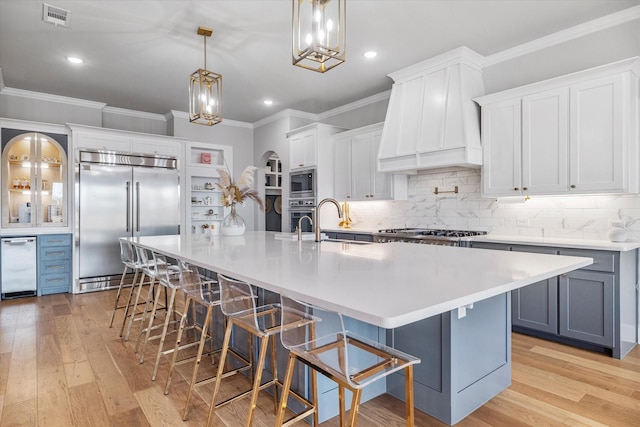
[470,241,637,359]
[38,233,72,296]
[559,269,614,347]
[322,231,374,242]
[387,293,511,425]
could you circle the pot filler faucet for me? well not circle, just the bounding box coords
[315,198,343,242]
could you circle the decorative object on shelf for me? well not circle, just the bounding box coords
[201,152,212,164]
[217,166,264,235]
[204,182,214,190]
[189,26,222,126]
[607,221,628,242]
[274,196,282,214]
[292,0,346,73]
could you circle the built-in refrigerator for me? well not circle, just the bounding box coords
[77,150,179,292]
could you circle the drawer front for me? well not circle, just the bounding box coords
[39,273,71,291]
[39,234,72,248]
[40,246,71,261]
[558,249,615,273]
[41,259,71,275]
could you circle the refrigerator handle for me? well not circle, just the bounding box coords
[126,181,131,232]
[136,181,141,232]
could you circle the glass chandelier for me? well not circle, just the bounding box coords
[292,0,346,73]
[189,26,222,126]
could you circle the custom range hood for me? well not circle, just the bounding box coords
[378,47,485,173]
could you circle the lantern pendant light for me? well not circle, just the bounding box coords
[292,0,346,73]
[189,26,222,126]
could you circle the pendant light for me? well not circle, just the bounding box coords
[292,0,346,73]
[189,26,222,126]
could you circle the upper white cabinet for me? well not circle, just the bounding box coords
[476,57,639,197]
[69,124,184,160]
[286,123,345,197]
[378,47,485,173]
[333,123,406,201]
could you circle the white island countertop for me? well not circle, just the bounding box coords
[127,232,592,329]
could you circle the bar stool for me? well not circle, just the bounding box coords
[206,274,308,427]
[111,240,154,338]
[275,294,421,427]
[134,250,182,377]
[122,243,166,342]
[163,263,222,420]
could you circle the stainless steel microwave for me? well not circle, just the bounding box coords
[289,168,316,198]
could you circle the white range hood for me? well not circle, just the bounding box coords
[378,47,485,173]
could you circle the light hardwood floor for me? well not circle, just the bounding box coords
[1,290,639,426]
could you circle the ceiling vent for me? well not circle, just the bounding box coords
[42,3,71,27]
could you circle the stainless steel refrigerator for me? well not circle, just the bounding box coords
[77,150,179,291]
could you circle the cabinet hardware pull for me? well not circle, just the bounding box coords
[46,251,65,256]
[523,187,528,191]
[514,187,519,191]
[47,278,65,283]
[570,184,576,188]
[299,164,304,167]
[434,186,458,195]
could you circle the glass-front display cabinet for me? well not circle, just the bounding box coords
[1,129,68,228]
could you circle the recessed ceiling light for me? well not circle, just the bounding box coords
[66,56,83,64]
[364,51,377,59]
[263,99,273,106]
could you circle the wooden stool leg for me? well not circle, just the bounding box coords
[137,279,162,361]
[338,385,346,427]
[348,388,362,427]
[246,335,270,427]
[206,319,234,426]
[404,365,415,427]
[118,269,139,337]
[275,353,297,426]
[123,271,147,341]
[164,296,193,394]
[151,287,177,380]
[180,304,213,420]
[109,264,129,327]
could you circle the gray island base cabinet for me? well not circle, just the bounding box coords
[387,293,510,425]
[471,242,637,359]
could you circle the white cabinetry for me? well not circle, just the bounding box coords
[70,124,183,159]
[333,123,406,201]
[184,142,232,236]
[289,129,317,170]
[476,57,639,197]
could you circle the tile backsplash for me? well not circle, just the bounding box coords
[348,167,640,241]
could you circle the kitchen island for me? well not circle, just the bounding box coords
[126,232,591,424]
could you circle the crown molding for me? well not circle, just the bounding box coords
[484,5,640,67]
[0,87,106,109]
[103,106,167,121]
[253,108,319,128]
[318,90,391,120]
[169,110,253,129]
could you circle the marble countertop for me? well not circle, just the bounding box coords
[127,232,591,329]
[471,235,640,252]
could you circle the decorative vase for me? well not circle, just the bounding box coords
[221,204,246,236]
[607,222,627,242]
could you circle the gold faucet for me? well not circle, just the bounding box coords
[297,215,313,241]
[315,198,343,242]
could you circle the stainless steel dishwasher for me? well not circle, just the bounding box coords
[1,237,37,298]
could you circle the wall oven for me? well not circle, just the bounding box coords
[290,168,316,199]
[289,198,315,233]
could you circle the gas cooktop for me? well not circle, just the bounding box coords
[376,228,488,238]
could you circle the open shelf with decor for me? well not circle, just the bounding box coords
[184,142,232,236]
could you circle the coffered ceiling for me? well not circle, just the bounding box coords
[0,1,638,124]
